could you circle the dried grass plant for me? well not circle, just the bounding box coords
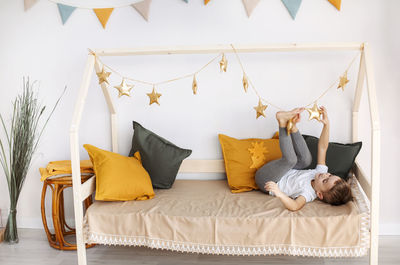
[0,77,65,243]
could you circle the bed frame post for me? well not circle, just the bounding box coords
[353,42,380,265]
[352,44,366,142]
[70,54,96,265]
[363,42,381,265]
[93,59,118,152]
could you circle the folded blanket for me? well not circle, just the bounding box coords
[0,227,5,243]
[40,160,94,181]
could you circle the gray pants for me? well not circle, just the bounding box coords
[255,127,312,193]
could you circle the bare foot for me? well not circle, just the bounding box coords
[293,107,305,122]
[292,113,300,123]
[291,107,305,133]
[276,108,304,127]
[291,108,304,124]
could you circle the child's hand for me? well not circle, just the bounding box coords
[319,106,329,125]
[265,181,283,197]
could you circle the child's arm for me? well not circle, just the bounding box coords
[265,182,306,211]
[317,106,329,165]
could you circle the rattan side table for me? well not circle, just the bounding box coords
[40,174,95,250]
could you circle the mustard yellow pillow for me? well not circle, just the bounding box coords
[218,134,282,193]
[83,144,155,201]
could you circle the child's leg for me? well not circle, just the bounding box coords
[290,130,312,169]
[255,110,300,193]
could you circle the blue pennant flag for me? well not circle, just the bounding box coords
[281,0,302,20]
[57,3,77,25]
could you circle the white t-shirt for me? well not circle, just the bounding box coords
[270,164,328,203]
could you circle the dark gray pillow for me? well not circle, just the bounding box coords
[302,134,362,180]
[129,121,192,189]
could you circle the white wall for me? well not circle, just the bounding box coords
[0,0,398,234]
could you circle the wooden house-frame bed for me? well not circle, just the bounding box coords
[70,42,380,265]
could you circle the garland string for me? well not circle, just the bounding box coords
[229,43,360,109]
[94,52,223,87]
[92,45,360,113]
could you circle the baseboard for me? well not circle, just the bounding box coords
[1,216,75,230]
[2,216,400,235]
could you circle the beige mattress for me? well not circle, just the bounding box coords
[83,175,369,257]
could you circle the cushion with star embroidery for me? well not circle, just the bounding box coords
[218,134,282,193]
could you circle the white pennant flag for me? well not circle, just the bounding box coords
[24,0,39,11]
[242,0,261,17]
[131,0,152,22]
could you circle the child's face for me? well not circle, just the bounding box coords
[314,172,340,193]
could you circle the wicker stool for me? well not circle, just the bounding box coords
[40,174,95,250]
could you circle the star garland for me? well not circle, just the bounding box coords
[92,45,359,131]
[93,51,223,105]
[230,44,359,132]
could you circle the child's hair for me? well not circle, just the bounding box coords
[321,178,353,206]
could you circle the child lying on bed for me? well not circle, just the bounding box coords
[255,107,352,211]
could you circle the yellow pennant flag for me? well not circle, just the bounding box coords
[93,8,114,29]
[205,0,211,5]
[328,0,341,11]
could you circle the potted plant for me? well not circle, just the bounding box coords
[0,78,64,243]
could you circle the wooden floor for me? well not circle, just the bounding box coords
[0,229,399,265]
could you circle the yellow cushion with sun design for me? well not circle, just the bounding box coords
[218,134,282,193]
[84,144,155,201]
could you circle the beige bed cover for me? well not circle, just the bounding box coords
[83,176,369,257]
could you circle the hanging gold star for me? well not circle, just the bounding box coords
[147,86,162,105]
[254,99,267,119]
[114,79,133,97]
[96,67,111,85]
[242,73,249,93]
[306,103,322,121]
[192,75,198,95]
[219,53,227,72]
[338,71,349,91]
[286,118,294,136]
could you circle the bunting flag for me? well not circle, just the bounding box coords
[57,4,76,25]
[281,0,303,20]
[23,0,342,27]
[24,0,38,11]
[328,0,341,11]
[242,0,260,17]
[93,8,114,29]
[132,0,152,22]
